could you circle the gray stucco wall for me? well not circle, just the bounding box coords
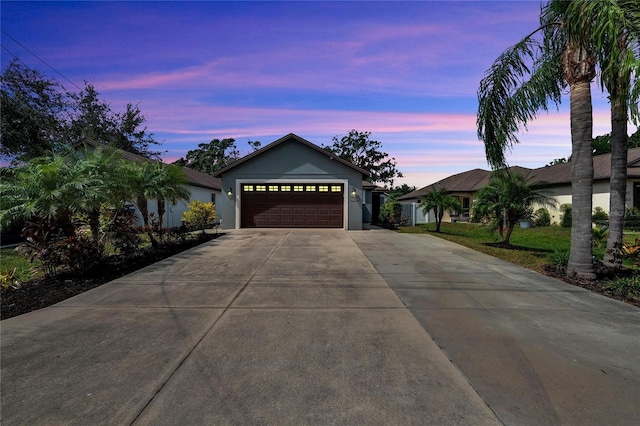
[217,138,364,230]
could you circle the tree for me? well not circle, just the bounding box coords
[418,187,461,233]
[173,138,239,175]
[69,84,161,158]
[324,130,403,187]
[387,184,416,201]
[0,60,70,163]
[471,171,556,245]
[477,0,639,279]
[130,161,189,246]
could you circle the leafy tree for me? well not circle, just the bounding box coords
[0,60,70,163]
[68,84,161,158]
[247,140,262,152]
[418,187,461,233]
[472,171,556,244]
[477,0,639,279]
[324,130,403,187]
[173,138,239,175]
[387,184,416,201]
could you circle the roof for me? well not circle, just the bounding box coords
[76,139,221,191]
[400,147,640,201]
[213,133,371,177]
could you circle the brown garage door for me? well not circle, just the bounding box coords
[241,183,344,228]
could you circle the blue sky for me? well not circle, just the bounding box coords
[1,1,629,187]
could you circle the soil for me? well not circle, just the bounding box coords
[1,233,222,320]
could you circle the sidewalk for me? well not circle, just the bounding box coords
[1,229,499,425]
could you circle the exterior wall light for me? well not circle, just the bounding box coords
[351,188,357,197]
[227,187,233,196]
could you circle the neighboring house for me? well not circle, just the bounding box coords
[79,140,222,229]
[214,133,372,230]
[399,147,640,225]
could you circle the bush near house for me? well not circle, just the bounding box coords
[624,207,640,231]
[379,200,403,229]
[560,203,572,227]
[181,200,217,231]
[592,207,609,225]
[533,207,551,227]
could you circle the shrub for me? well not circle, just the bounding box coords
[53,233,104,274]
[592,207,609,225]
[560,203,572,228]
[181,200,217,231]
[547,248,569,273]
[19,218,63,278]
[379,200,403,229]
[1,268,20,291]
[606,276,640,299]
[624,207,640,231]
[533,207,551,227]
[104,208,142,257]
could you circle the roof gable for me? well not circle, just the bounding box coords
[213,133,370,177]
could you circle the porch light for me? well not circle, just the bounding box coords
[351,188,357,197]
[227,187,233,196]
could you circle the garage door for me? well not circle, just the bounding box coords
[241,183,344,228]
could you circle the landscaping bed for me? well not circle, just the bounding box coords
[1,232,222,320]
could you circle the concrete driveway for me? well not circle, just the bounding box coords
[1,228,638,425]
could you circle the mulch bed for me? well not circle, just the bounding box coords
[1,233,223,320]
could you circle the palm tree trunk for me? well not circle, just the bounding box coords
[88,207,101,244]
[603,92,628,267]
[567,78,596,279]
[157,198,166,229]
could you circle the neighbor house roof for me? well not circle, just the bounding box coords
[213,133,371,178]
[400,147,640,201]
[76,139,221,191]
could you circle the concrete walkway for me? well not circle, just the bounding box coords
[1,228,638,425]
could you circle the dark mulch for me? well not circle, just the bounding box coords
[484,241,553,253]
[1,233,223,320]
[543,260,640,308]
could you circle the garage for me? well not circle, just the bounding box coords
[214,134,369,230]
[241,183,343,228]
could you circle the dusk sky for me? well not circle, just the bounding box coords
[2,1,633,188]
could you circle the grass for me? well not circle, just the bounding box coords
[397,222,638,273]
[1,247,41,283]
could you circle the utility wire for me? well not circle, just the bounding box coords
[1,29,82,90]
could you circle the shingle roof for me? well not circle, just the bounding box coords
[77,140,221,191]
[213,133,370,177]
[400,147,640,201]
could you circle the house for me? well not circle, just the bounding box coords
[79,140,222,229]
[399,147,640,225]
[213,133,372,230]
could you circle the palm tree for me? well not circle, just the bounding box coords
[0,154,91,237]
[131,161,189,246]
[477,0,639,279]
[418,187,461,233]
[472,171,556,245]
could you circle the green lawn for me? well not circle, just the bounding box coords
[397,222,636,273]
[1,247,41,283]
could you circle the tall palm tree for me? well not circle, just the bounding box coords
[477,0,638,279]
[153,164,190,229]
[418,187,461,233]
[472,171,556,245]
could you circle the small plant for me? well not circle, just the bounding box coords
[533,207,551,227]
[560,203,572,228]
[104,208,142,257]
[53,233,104,274]
[592,207,609,225]
[379,200,403,229]
[621,238,640,257]
[592,225,608,248]
[547,248,569,272]
[606,276,640,299]
[0,268,20,291]
[181,200,217,231]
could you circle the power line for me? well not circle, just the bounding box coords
[1,29,82,90]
